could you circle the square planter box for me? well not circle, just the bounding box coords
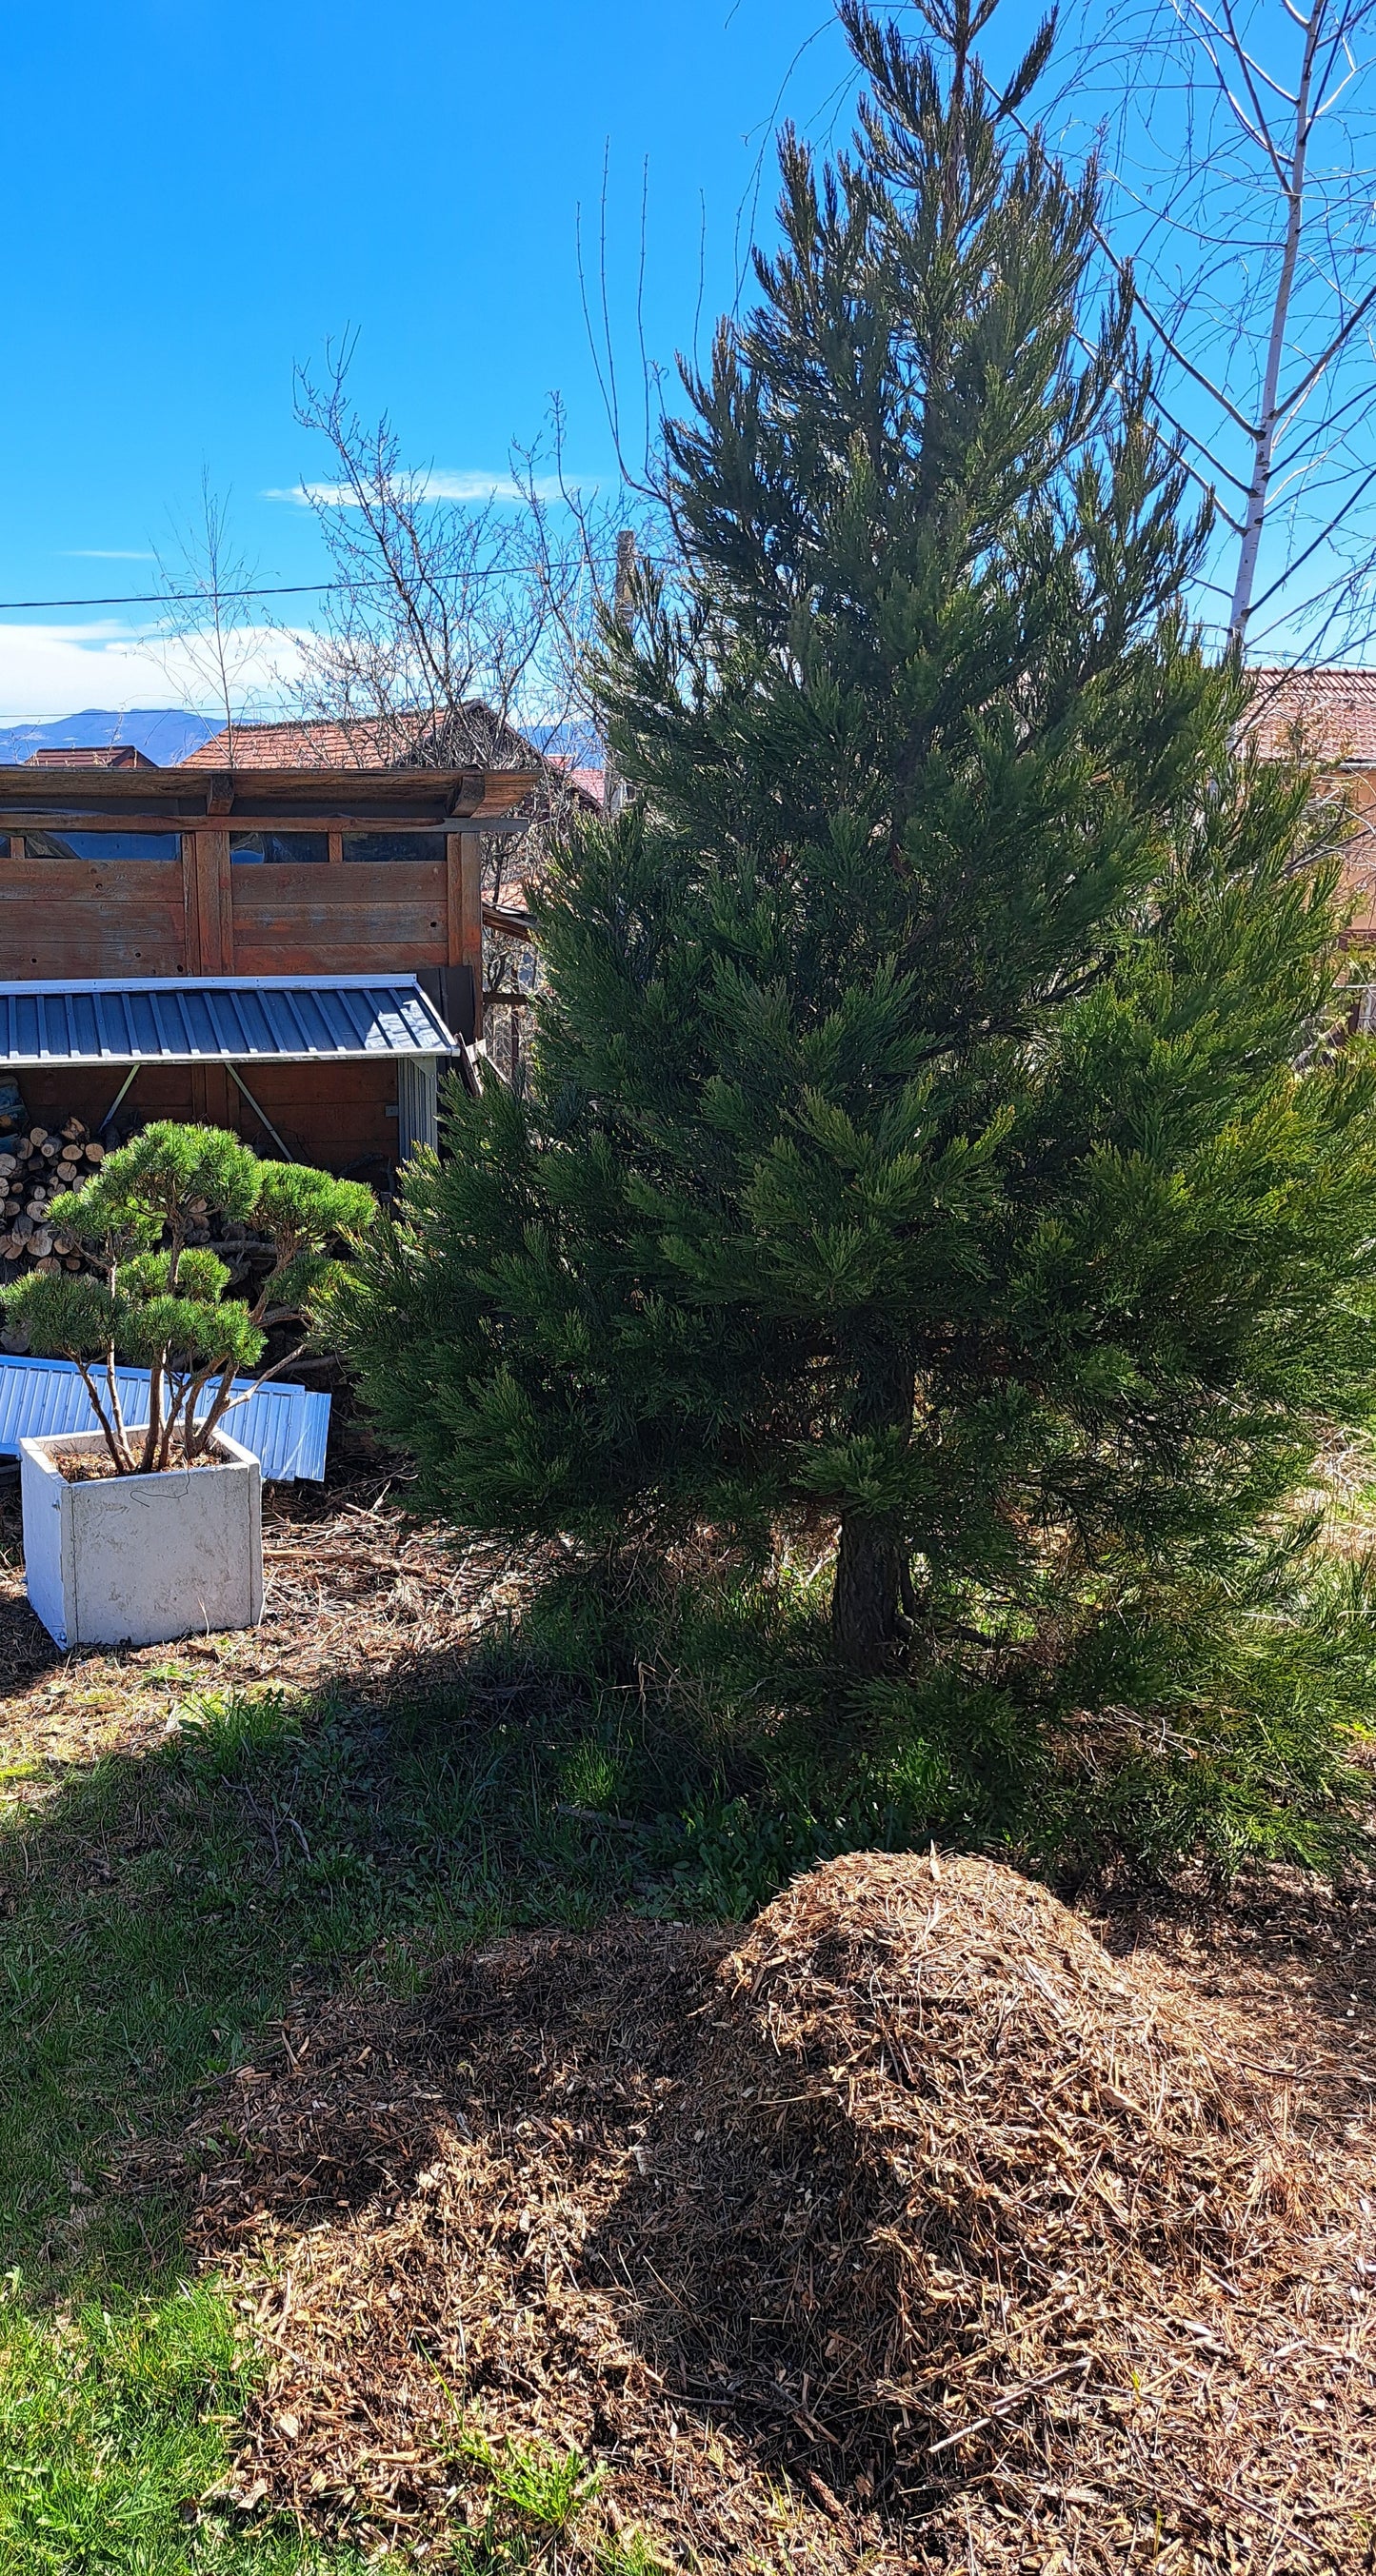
[18,1425,263,1650]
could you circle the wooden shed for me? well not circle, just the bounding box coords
[0,758,535,1178]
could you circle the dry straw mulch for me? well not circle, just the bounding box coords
[0,1467,551,1798]
[128,1853,1376,2572]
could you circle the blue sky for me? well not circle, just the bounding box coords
[0,0,856,717]
[7,0,1369,717]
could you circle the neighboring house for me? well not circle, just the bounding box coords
[1246,667,1376,954]
[29,744,158,772]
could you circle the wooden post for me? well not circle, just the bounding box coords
[189,830,233,975]
[448,830,484,1042]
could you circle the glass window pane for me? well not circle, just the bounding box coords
[20,829,181,861]
[229,832,330,865]
[343,830,447,863]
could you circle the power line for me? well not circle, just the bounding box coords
[0,577,367,612]
[0,550,669,618]
[0,566,559,613]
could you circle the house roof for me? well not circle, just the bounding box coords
[180,719,394,770]
[0,975,458,1066]
[182,714,606,810]
[1246,667,1376,763]
[28,744,157,770]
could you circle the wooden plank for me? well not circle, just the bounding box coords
[328,830,343,864]
[446,832,464,965]
[189,1065,233,1124]
[458,831,483,1041]
[190,831,232,975]
[182,832,200,971]
[0,764,537,832]
[0,860,185,978]
[232,861,449,976]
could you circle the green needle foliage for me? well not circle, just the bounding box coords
[338,0,1376,1827]
[2,1123,373,1475]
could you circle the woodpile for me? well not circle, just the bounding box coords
[0,1117,104,1277]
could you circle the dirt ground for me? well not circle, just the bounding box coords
[0,1456,551,1800]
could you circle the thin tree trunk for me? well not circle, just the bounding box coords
[1228,0,1323,646]
[829,1342,915,1672]
[832,1512,906,1672]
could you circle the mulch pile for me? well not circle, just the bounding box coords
[126,1853,1376,2572]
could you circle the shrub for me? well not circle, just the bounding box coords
[0,1123,373,1475]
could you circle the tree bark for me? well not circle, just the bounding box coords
[832,1511,906,1673]
[829,1339,915,1672]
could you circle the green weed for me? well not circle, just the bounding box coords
[0,2276,364,2573]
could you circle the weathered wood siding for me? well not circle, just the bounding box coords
[0,832,482,989]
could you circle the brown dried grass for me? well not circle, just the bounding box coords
[129,1853,1376,2571]
[0,1466,552,1795]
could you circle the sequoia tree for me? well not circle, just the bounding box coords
[338,0,1376,1675]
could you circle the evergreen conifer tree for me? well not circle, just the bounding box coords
[339,0,1376,1691]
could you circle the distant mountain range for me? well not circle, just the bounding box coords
[0,709,219,765]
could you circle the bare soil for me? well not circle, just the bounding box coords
[48,1440,218,1481]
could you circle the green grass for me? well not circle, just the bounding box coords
[0,1528,1371,2567]
[0,1666,744,2290]
[0,1665,701,2572]
[0,2279,369,2574]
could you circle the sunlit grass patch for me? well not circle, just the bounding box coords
[0,2277,365,2574]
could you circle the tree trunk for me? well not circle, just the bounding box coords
[832,1511,906,1673]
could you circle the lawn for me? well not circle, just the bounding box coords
[0,1472,691,2573]
[1,1467,1374,2571]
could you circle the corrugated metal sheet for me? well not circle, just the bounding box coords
[0,1356,330,1480]
[0,976,456,1066]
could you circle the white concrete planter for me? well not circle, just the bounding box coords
[18,1425,263,1650]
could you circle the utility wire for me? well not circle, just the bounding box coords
[0,576,416,612]
[0,557,673,617]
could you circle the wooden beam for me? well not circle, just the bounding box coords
[0,763,537,833]
[182,834,200,971]
[453,831,484,1042]
[190,831,232,976]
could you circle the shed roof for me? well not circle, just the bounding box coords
[0,975,456,1066]
[0,763,535,830]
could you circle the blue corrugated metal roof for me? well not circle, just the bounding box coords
[0,976,455,1065]
[0,1356,329,1479]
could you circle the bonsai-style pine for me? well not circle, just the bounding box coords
[338,0,1376,1687]
[1,1123,373,1476]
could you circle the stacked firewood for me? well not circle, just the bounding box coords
[0,1118,104,1275]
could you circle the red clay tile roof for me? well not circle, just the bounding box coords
[180,716,605,810]
[180,718,393,770]
[1246,666,1376,763]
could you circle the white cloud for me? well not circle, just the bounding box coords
[265,467,579,506]
[58,548,156,562]
[0,619,307,721]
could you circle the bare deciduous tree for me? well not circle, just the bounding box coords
[1073,0,1376,660]
[153,471,266,755]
